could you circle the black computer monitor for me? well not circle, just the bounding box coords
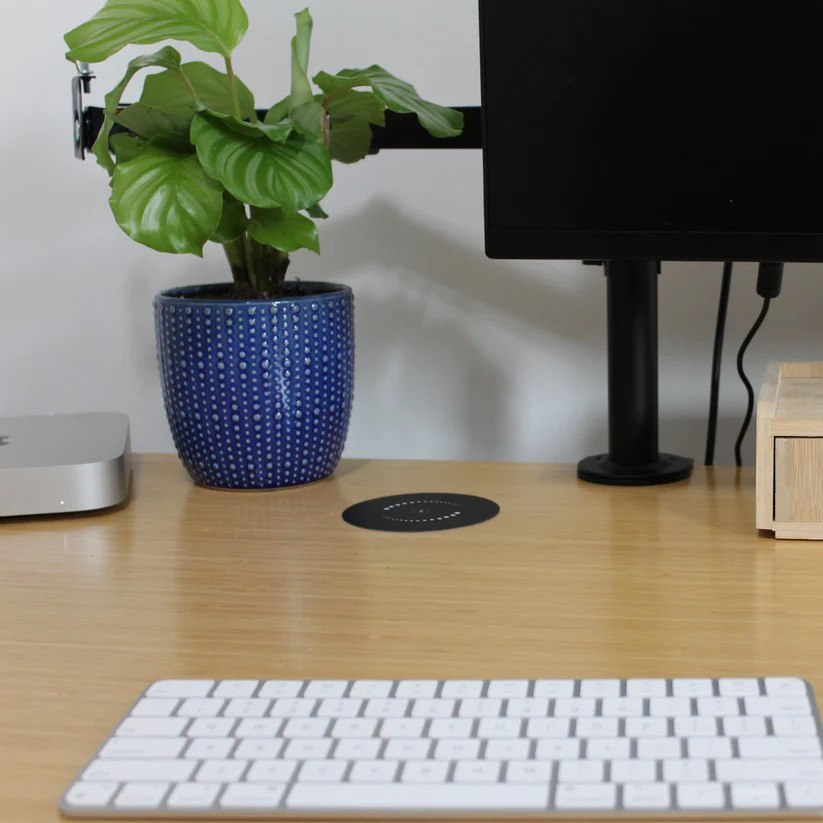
[479,0,823,485]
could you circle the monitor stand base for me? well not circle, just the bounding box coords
[578,453,694,486]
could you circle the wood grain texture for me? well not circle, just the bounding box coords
[2,454,823,823]
[775,438,823,531]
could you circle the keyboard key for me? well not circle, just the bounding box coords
[186,718,235,738]
[411,698,455,718]
[672,678,714,697]
[395,681,438,699]
[715,758,823,782]
[333,739,381,759]
[626,679,667,697]
[349,680,393,699]
[731,781,780,809]
[663,758,709,782]
[185,738,235,759]
[130,698,178,717]
[687,736,732,759]
[649,697,691,716]
[722,716,766,737]
[117,718,188,737]
[636,737,682,759]
[580,679,621,698]
[234,739,284,759]
[575,717,618,738]
[623,782,671,809]
[773,716,818,736]
[196,759,247,782]
[434,739,480,760]
[676,782,725,810]
[283,738,332,760]
[533,679,575,698]
[586,737,630,759]
[485,738,530,760]
[84,759,195,782]
[177,698,225,717]
[625,717,668,737]
[506,760,553,783]
[350,760,399,783]
[259,681,303,699]
[63,782,119,808]
[212,680,259,699]
[601,697,643,717]
[166,782,220,808]
[745,695,812,716]
[317,699,362,718]
[147,680,214,698]
[477,717,522,738]
[402,760,450,783]
[224,698,270,717]
[298,760,348,783]
[286,783,549,810]
[429,718,473,738]
[738,736,822,759]
[365,698,409,718]
[526,718,571,738]
[488,680,529,698]
[459,698,503,718]
[282,718,330,738]
[233,718,281,738]
[610,759,656,783]
[535,738,580,760]
[506,698,549,717]
[330,718,377,738]
[765,677,808,697]
[379,718,425,738]
[303,681,348,699]
[441,680,483,699]
[553,698,596,717]
[453,760,502,783]
[696,697,740,716]
[220,783,285,809]
[384,739,432,760]
[113,782,169,808]
[555,783,616,810]
[785,781,823,808]
[558,759,604,782]
[674,716,717,737]
[246,760,297,782]
[719,678,761,697]
[270,698,316,717]
[100,737,186,759]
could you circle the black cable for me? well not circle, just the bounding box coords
[705,262,734,466]
[734,297,772,467]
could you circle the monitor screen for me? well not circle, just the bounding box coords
[480,0,823,261]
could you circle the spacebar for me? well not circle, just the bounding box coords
[286,783,549,811]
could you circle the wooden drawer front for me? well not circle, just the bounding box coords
[775,438,823,523]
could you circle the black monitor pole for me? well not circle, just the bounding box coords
[577,260,693,486]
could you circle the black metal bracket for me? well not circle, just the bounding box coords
[72,69,482,157]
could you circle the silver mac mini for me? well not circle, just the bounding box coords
[0,412,131,517]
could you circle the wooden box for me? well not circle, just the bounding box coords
[757,362,823,539]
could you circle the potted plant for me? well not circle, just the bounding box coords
[65,1,463,490]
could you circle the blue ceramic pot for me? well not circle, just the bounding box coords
[154,282,354,490]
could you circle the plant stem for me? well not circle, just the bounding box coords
[225,57,242,119]
[175,67,197,99]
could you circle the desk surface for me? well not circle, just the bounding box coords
[2,455,822,823]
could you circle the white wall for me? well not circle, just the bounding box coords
[1,0,821,467]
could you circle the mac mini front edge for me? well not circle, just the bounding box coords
[0,412,131,517]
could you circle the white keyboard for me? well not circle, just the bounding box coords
[61,678,823,818]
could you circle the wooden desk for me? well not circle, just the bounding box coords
[2,455,822,822]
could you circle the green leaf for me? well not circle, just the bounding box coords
[264,97,291,127]
[323,90,385,163]
[91,46,183,174]
[194,108,292,143]
[65,0,248,62]
[191,110,333,212]
[249,208,319,254]
[314,66,464,138]
[290,8,314,110]
[325,89,386,126]
[114,103,193,151]
[291,101,326,139]
[109,133,145,164]
[212,192,248,244]
[140,62,255,120]
[306,203,329,219]
[109,146,223,256]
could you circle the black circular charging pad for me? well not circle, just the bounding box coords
[342,493,500,533]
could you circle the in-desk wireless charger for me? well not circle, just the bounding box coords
[0,412,131,517]
[343,493,500,533]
